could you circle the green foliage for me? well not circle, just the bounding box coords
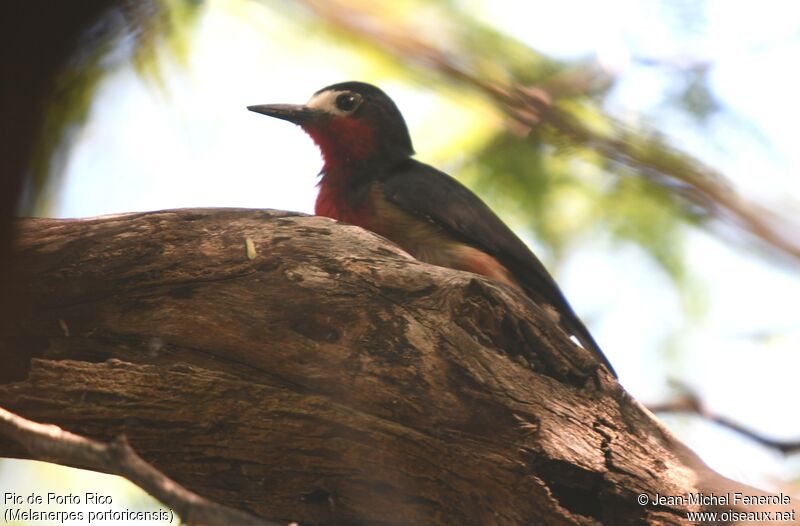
[444,9,565,86]
[600,168,687,283]
[671,64,720,123]
[462,133,572,262]
[27,0,202,214]
[130,0,200,86]
[463,129,689,288]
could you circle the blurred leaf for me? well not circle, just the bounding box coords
[27,0,202,214]
[672,64,720,122]
[600,169,686,282]
[465,129,689,287]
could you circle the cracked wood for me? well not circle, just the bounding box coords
[0,208,787,526]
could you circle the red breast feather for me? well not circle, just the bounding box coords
[304,116,375,226]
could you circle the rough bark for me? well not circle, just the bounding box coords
[0,209,789,525]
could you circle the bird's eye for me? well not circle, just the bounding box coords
[335,93,362,113]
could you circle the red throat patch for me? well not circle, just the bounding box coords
[302,116,375,174]
[305,116,376,223]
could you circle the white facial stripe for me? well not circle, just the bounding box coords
[306,90,350,116]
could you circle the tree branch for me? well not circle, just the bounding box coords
[0,405,287,526]
[649,389,800,455]
[1,209,794,525]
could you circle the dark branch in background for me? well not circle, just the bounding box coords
[296,0,800,263]
[0,406,289,526]
[648,388,800,455]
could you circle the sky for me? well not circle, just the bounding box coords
[6,0,798,513]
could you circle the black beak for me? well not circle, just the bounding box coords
[247,103,326,124]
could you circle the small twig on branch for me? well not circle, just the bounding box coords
[0,406,289,526]
[296,0,800,263]
[648,391,800,455]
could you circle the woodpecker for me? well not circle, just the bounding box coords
[248,81,616,377]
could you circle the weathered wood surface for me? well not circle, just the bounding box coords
[0,209,781,525]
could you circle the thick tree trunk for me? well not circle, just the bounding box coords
[0,209,789,525]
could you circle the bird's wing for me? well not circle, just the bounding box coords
[380,159,571,312]
[380,159,616,376]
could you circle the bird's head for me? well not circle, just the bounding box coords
[249,81,414,173]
